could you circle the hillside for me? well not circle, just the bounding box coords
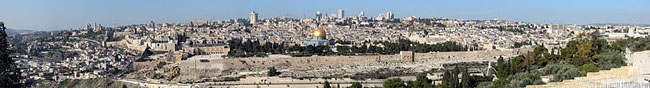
[31,78,143,88]
[5,28,34,35]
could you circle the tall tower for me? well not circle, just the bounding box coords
[359,11,365,17]
[93,21,101,31]
[148,21,155,29]
[250,11,258,24]
[316,11,323,19]
[93,21,97,30]
[338,9,344,18]
[149,21,155,27]
[86,24,91,30]
[387,11,394,19]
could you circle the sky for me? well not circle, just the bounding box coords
[1,0,649,31]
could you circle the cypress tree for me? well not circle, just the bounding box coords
[0,22,23,87]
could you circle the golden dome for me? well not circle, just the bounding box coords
[313,28,326,37]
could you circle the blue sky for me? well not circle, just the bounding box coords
[1,0,649,31]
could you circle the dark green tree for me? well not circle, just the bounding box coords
[383,78,406,88]
[348,82,362,88]
[407,74,433,88]
[597,49,626,70]
[267,67,278,76]
[323,81,332,88]
[460,67,470,88]
[496,56,509,78]
[435,82,451,88]
[441,68,461,88]
[0,22,23,87]
[577,64,599,73]
[156,62,166,68]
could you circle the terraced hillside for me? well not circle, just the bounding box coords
[526,50,650,88]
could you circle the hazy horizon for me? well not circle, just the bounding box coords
[1,0,649,31]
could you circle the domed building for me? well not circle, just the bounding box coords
[313,28,326,39]
[304,28,332,46]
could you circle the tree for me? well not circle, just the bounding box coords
[577,64,599,73]
[461,68,470,88]
[435,82,451,88]
[441,68,460,88]
[156,61,166,69]
[597,49,625,70]
[323,81,332,88]
[383,78,406,88]
[0,22,23,87]
[337,83,341,88]
[496,56,509,78]
[407,74,433,88]
[576,38,594,64]
[267,67,279,76]
[536,64,583,82]
[509,55,524,74]
[532,45,548,55]
[348,82,362,88]
[466,75,494,88]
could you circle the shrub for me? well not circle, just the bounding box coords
[481,72,543,88]
[506,72,544,87]
[536,64,585,82]
[267,67,279,76]
[407,74,434,88]
[482,79,510,88]
[348,82,362,88]
[597,49,626,70]
[383,78,406,88]
[475,82,492,88]
[551,69,583,82]
[156,62,166,69]
[577,64,599,73]
[435,82,451,88]
[467,76,494,87]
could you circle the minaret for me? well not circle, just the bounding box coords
[249,11,258,24]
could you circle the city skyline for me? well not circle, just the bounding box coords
[5,1,650,87]
[1,0,649,31]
